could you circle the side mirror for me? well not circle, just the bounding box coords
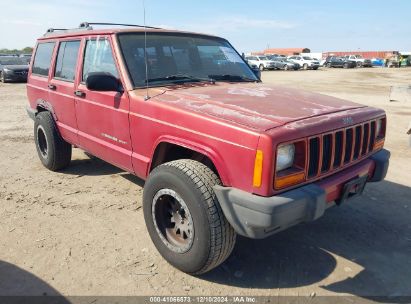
[86,72,120,92]
[251,67,261,80]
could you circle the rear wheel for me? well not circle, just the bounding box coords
[303,63,308,70]
[0,71,5,83]
[357,61,363,68]
[259,64,264,71]
[283,64,289,71]
[343,63,349,69]
[143,159,236,275]
[34,111,72,171]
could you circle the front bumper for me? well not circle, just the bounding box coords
[214,149,390,239]
[3,71,28,82]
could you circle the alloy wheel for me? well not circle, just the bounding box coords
[152,189,194,253]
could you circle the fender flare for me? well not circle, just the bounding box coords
[35,99,58,121]
[149,136,231,186]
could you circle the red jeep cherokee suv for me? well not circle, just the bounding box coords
[26,23,390,274]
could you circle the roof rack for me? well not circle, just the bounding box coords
[44,22,162,36]
[79,22,162,30]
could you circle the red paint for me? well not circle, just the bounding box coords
[27,28,387,199]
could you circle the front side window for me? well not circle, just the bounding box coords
[82,38,119,81]
[118,33,257,88]
[54,40,80,81]
[32,42,55,76]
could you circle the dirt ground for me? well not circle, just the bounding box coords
[0,67,410,300]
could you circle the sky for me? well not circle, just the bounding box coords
[1,0,410,53]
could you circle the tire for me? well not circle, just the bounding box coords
[327,63,332,68]
[312,67,318,70]
[343,63,349,69]
[259,64,264,71]
[303,63,308,70]
[143,159,236,275]
[356,62,363,68]
[34,111,72,171]
[0,71,6,83]
[283,64,289,71]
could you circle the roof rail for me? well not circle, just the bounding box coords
[79,22,162,30]
[43,22,162,36]
[43,26,92,37]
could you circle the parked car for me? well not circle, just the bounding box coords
[371,58,384,67]
[326,56,356,68]
[343,55,373,67]
[19,53,32,64]
[385,55,400,68]
[271,57,300,70]
[0,57,29,82]
[287,55,320,70]
[245,59,258,69]
[26,22,390,275]
[245,55,276,71]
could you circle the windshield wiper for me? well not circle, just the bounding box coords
[208,74,257,82]
[146,74,214,84]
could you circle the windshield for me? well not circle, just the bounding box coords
[258,56,269,60]
[303,56,312,60]
[118,33,257,88]
[0,58,27,65]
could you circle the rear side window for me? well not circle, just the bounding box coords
[82,39,118,81]
[54,40,81,81]
[32,42,55,76]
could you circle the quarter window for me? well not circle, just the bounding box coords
[32,42,55,76]
[54,41,81,81]
[82,38,119,81]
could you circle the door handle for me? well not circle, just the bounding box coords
[74,90,85,98]
[48,84,56,90]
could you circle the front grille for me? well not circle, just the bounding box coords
[307,120,377,180]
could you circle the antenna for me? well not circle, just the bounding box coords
[143,0,150,101]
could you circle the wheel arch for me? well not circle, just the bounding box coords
[35,99,58,121]
[148,137,230,186]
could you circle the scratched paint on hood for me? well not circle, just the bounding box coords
[154,83,365,131]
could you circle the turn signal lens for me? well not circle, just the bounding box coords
[253,150,264,188]
[274,172,305,189]
[373,139,385,151]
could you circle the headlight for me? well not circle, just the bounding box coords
[276,144,295,172]
[376,119,383,137]
[3,68,11,72]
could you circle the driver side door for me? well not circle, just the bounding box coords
[75,36,133,172]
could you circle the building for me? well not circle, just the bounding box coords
[263,48,311,56]
[323,51,398,59]
[250,48,311,56]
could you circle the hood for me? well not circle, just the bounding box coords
[153,83,365,131]
[2,65,29,71]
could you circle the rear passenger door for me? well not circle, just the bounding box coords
[48,40,81,144]
[74,37,133,172]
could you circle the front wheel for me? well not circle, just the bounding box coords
[259,64,264,71]
[303,63,308,70]
[143,159,236,275]
[283,64,289,71]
